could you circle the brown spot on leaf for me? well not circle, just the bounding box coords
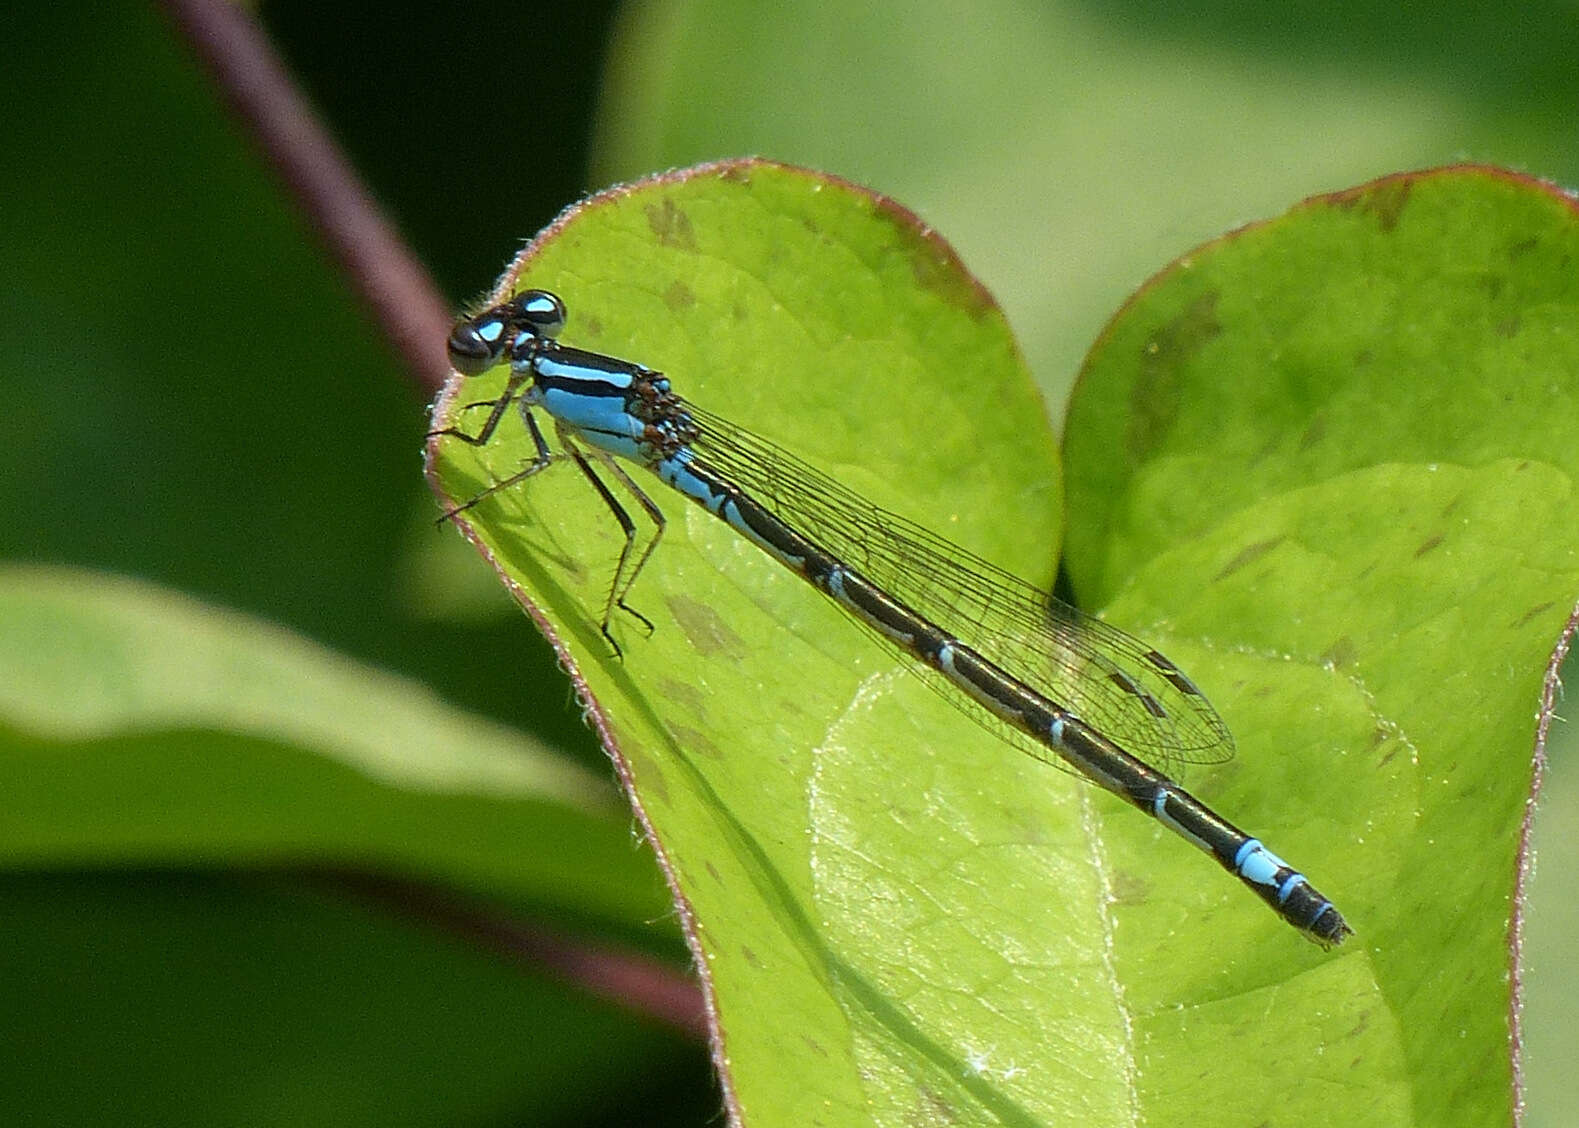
[1127,291,1222,461]
[907,241,992,318]
[1508,236,1539,260]
[1299,411,1327,452]
[1322,635,1359,669]
[663,280,696,311]
[656,675,706,720]
[665,721,722,761]
[1514,601,1556,629]
[869,192,994,318]
[634,755,670,804]
[1214,536,1285,581]
[1108,869,1151,906]
[666,593,748,659]
[1328,177,1412,231]
[1414,533,1443,558]
[915,1086,959,1125]
[645,199,697,250]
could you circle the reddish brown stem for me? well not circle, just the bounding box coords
[307,869,708,1040]
[157,0,707,1041]
[161,0,453,395]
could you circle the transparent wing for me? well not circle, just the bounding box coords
[681,401,1234,774]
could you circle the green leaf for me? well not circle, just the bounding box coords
[427,160,1405,1126]
[1067,166,1579,1127]
[595,0,1579,415]
[0,564,664,926]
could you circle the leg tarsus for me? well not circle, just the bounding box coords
[435,406,557,524]
[600,623,627,663]
[426,373,527,446]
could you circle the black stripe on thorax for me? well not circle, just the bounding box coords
[535,345,645,397]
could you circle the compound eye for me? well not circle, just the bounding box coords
[513,290,567,338]
[446,314,507,375]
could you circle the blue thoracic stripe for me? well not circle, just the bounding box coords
[534,348,639,390]
[434,289,1351,947]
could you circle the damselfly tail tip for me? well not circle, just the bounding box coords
[1308,904,1353,949]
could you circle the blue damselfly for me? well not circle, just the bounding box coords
[431,289,1350,946]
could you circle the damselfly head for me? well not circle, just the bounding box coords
[447,291,567,376]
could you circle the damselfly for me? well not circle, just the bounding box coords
[431,289,1351,946]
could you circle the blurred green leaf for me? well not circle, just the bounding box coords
[0,564,666,926]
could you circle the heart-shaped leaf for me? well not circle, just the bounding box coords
[1066,165,1579,1127]
[427,159,1460,1125]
